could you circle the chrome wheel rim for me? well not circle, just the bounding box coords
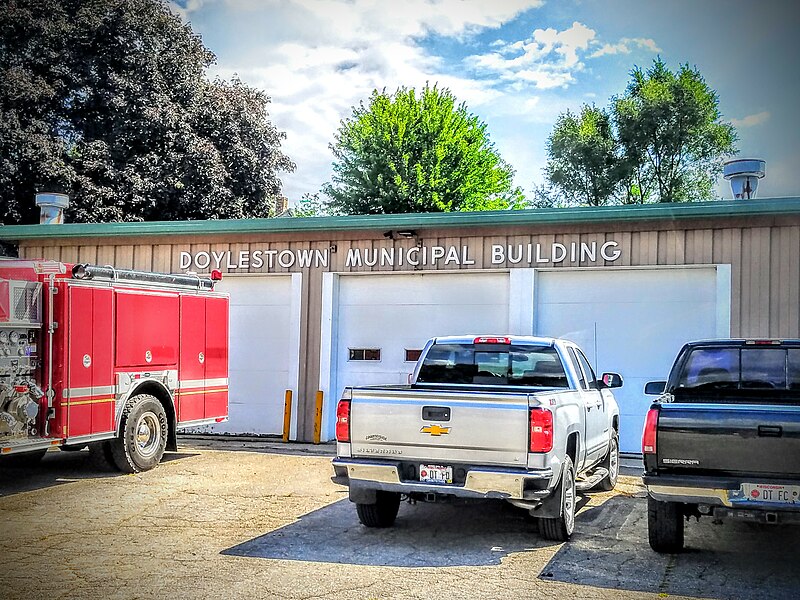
[135,411,161,458]
[609,441,619,482]
[564,474,576,533]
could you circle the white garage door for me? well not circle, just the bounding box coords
[211,275,299,435]
[535,267,726,454]
[327,272,510,438]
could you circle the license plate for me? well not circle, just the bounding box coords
[732,483,800,505]
[419,464,453,484]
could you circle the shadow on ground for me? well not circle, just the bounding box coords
[179,434,336,458]
[224,497,562,567]
[0,449,197,496]
[542,495,800,600]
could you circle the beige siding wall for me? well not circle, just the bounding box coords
[19,218,800,440]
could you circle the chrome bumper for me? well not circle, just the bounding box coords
[332,458,554,501]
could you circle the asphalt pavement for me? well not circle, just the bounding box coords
[0,437,797,600]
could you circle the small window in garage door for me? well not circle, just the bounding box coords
[349,348,381,361]
[405,349,423,362]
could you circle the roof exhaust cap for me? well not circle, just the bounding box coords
[723,159,765,200]
[35,193,70,224]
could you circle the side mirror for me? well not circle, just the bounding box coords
[601,372,623,389]
[644,381,667,395]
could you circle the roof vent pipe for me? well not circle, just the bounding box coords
[723,159,766,200]
[35,193,70,224]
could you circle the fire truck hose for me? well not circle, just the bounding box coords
[72,264,215,290]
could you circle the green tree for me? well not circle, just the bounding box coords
[545,105,627,206]
[614,58,737,203]
[542,58,736,206]
[323,85,521,215]
[0,0,294,224]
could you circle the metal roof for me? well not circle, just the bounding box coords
[1,197,798,241]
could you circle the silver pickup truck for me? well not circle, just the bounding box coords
[332,335,623,541]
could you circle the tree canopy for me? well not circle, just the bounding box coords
[0,0,294,224]
[323,85,521,215]
[546,105,624,207]
[544,58,737,206]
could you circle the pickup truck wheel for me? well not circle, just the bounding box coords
[596,435,619,491]
[109,394,168,473]
[538,456,576,541]
[355,491,401,528]
[647,496,684,553]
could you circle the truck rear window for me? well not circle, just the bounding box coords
[676,346,800,400]
[416,343,568,387]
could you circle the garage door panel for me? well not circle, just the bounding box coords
[225,278,293,304]
[338,304,508,347]
[537,268,721,454]
[333,273,511,438]
[545,301,717,376]
[537,269,716,304]
[339,274,509,307]
[208,276,295,436]
[229,307,291,344]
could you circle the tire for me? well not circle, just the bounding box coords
[648,496,685,553]
[538,456,577,541]
[596,435,619,491]
[0,448,47,468]
[355,491,401,528]
[88,441,119,471]
[109,394,168,473]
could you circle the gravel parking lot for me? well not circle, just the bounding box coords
[1,438,798,600]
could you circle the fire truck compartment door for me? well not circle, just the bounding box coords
[67,286,115,439]
[204,295,229,421]
[179,295,206,422]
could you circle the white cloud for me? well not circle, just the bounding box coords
[589,37,660,58]
[176,0,542,201]
[468,21,596,90]
[731,111,770,128]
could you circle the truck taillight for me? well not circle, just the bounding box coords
[642,408,660,454]
[335,399,351,443]
[529,407,553,453]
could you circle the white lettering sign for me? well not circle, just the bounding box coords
[178,240,621,272]
[491,241,621,265]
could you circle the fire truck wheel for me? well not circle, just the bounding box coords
[110,394,168,473]
[88,441,118,471]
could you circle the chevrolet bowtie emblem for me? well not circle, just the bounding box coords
[420,425,451,436]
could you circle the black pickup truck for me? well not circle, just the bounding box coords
[642,339,800,553]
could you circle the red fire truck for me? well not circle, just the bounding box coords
[0,258,229,472]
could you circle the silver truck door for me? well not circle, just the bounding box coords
[568,347,606,466]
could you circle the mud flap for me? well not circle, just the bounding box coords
[532,461,566,519]
[349,486,377,504]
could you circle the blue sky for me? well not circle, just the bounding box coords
[173,0,800,204]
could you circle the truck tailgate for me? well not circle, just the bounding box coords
[658,403,800,478]
[349,387,531,467]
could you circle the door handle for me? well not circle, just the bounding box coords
[422,406,451,421]
[758,425,782,437]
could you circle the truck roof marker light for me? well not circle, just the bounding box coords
[642,408,659,454]
[210,269,223,281]
[474,337,511,344]
[745,340,781,345]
